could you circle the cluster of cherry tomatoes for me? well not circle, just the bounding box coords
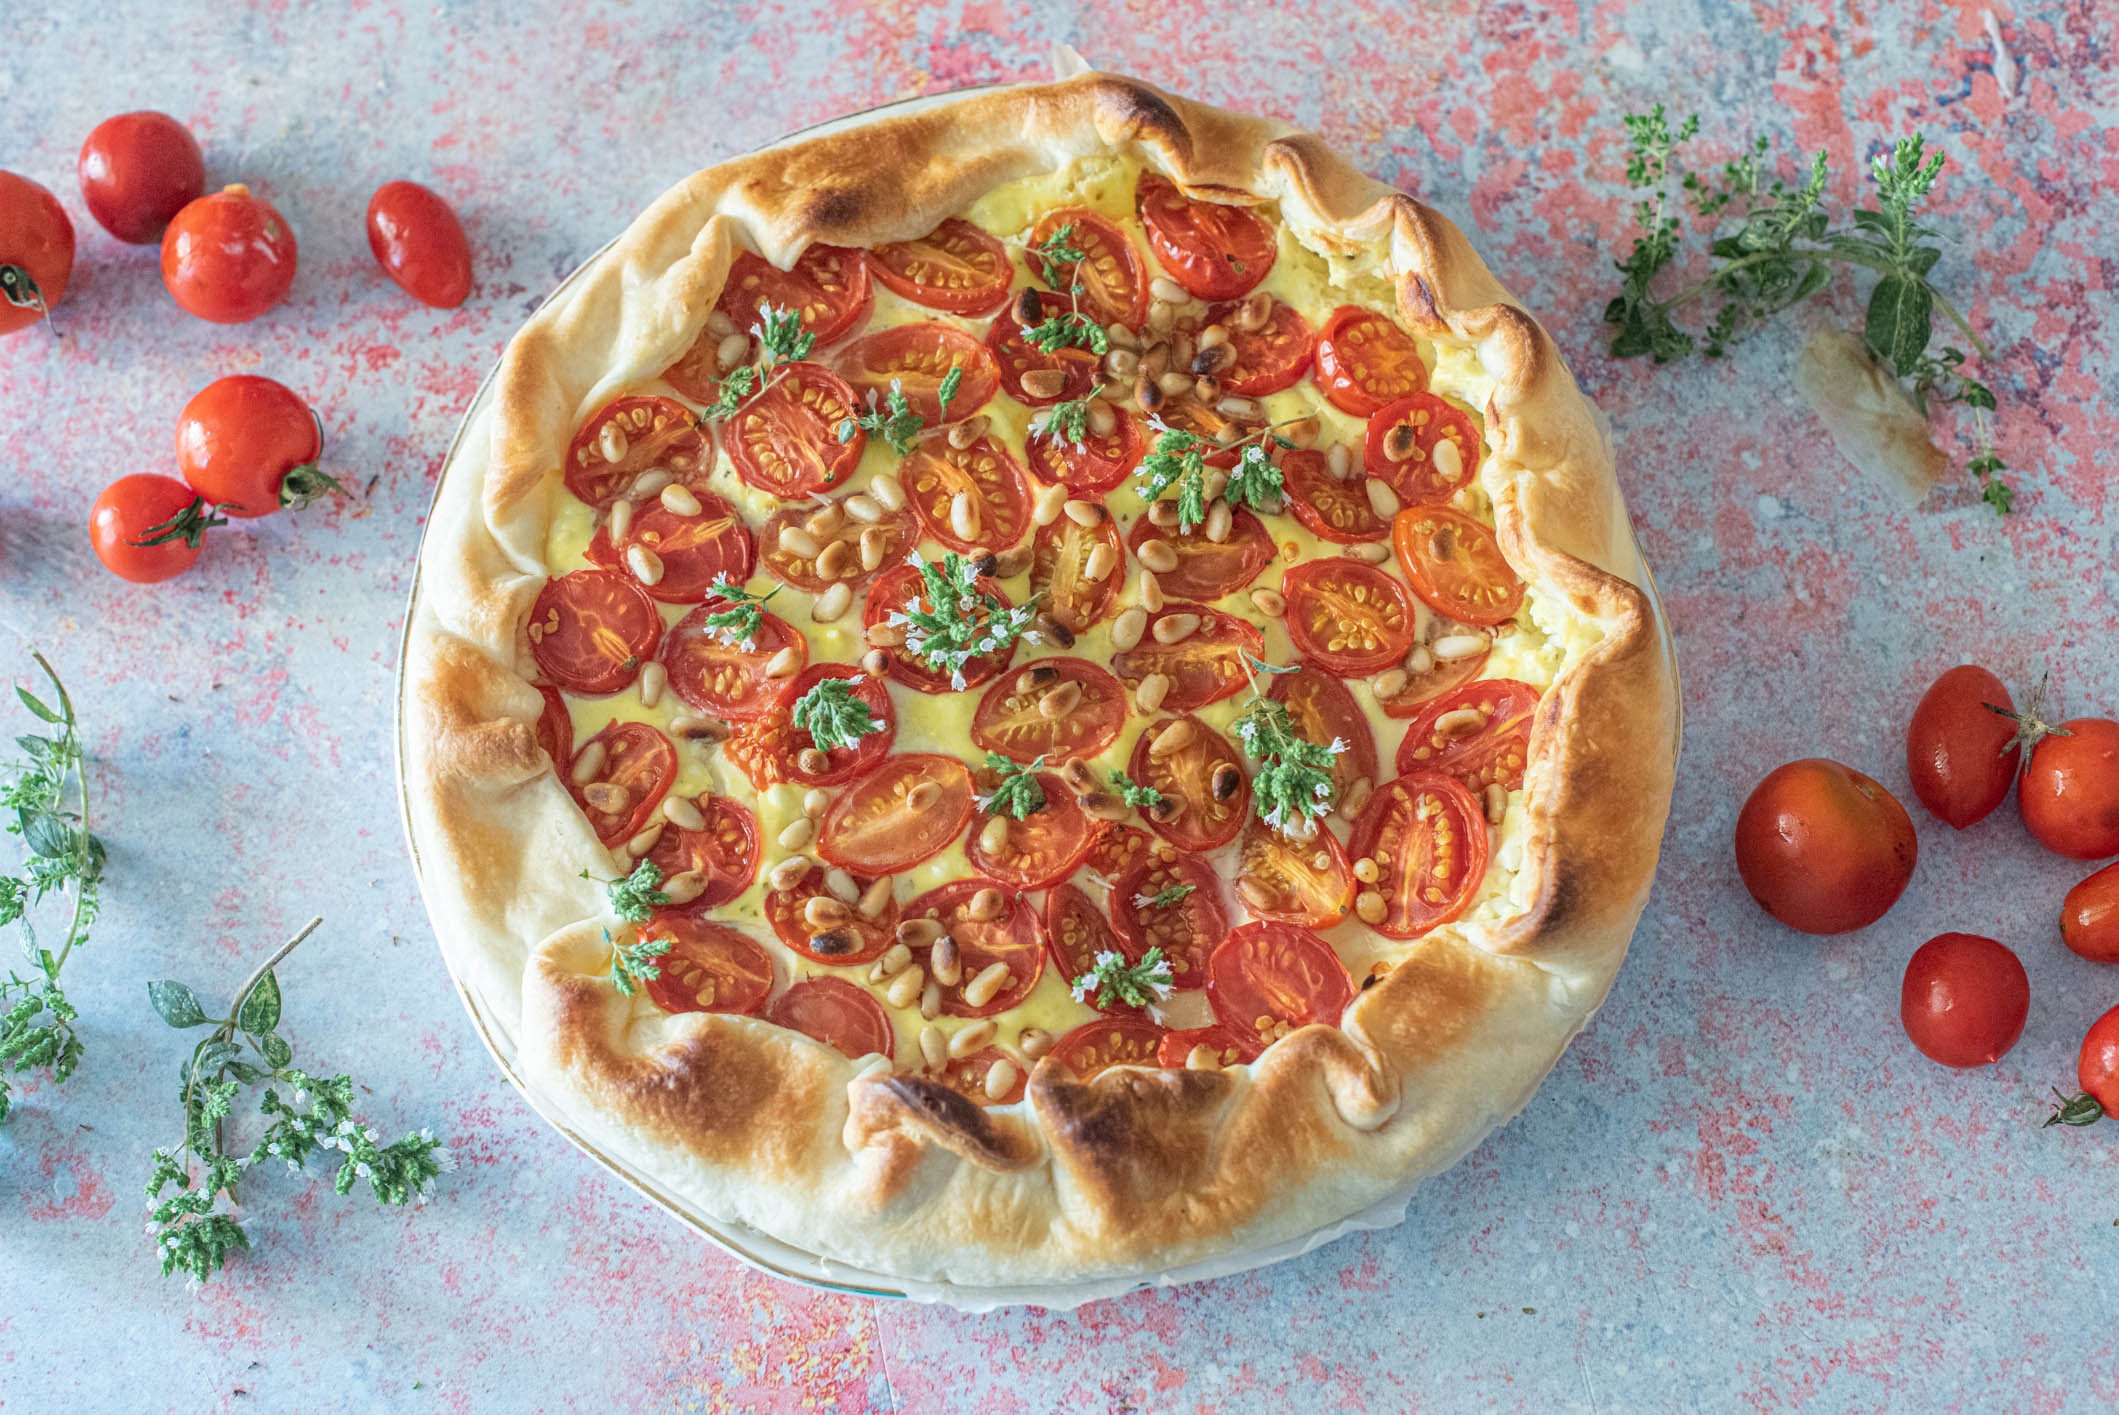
[1,110,476,581]
[1734,664,2119,1124]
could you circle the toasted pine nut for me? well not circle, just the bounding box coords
[1282,417,1320,449]
[967,887,1004,923]
[1086,401,1116,437]
[844,493,884,523]
[1344,542,1391,564]
[581,781,631,813]
[885,964,926,1010]
[1432,633,1488,661]
[625,821,664,857]
[1152,612,1201,645]
[906,781,941,812]
[1150,276,1189,304]
[1371,669,1409,700]
[858,526,889,571]
[805,895,852,929]
[1135,673,1171,713]
[1233,291,1272,331]
[945,415,988,450]
[671,713,731,743]
[1150,718,1195,756]
[1032,481,1068,527]
[963,961,1011,1008]
[846,878,887,922]
[816,539,857,581]
[1083,543,1117,582]
[778,817,816,851]
[779,525,821,559]
[803,787,830,817]
[1366,479,1401,519]
[661,794,705,831]
[977,815,1010,856]
[950,492,981,542]
[1020,368,1069,400]
[1156,370,1194,400]
[660,870,705,906]
[1136,538,1178,573]
[930,933,962,985]
[1382,423,1417,462]
[1341,776,1375,819]
[804,502,846,538]
[1435,707,1486,736]
[1040,680,1083,718]
[919,1026,948,1071]
[1111,606,1148,650]
[1325,443,1352,481]
[625,545,664,586]
[1355,890,1387,925]
[1018,1027,1054,1060]
[1133,570,1164,614]
[1216,395,1261,419]
[1485,783,1509,824]
[1147,498,1180,527]
[1405,644,1436,675]
[768,855,814,891]
[866,621,905,647]
[948,1019,998,1059]
[1062,499,1103,527]
[896,917,943,949]
[1205,501,1232,544]
[569,741,607,786]
[1250,587,1286,617]
[812,582,852,622]
[822,867,859,904]
[765,646,801,678]
[633,660,667,709]
[629,469,672,499]
[983,1057,1019,1100]
[1103,348,1140,381]
[715,332,750,371]
[598,421,630,463]
[920,976,942,1020]
[866,473,905,511]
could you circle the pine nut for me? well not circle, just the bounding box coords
[1210,763,1242,800]
[885,964,926,1010]
[896,918,943,948]
[661,794,705,831]
[858,876,892,919]
[660,870,705,905]
[822,867,859,904]
[843,493,884,523]
[1111,606,1148,650]
[1485,783,1509,824]
[920,977,942,1020]
[1353,856,1382,884]
[1083,544,1117,582]
[870,474,906,511]
[1205,501,1232,544]
[867,621,905,647]
[1136,538,1178,573]
[930,933,962,985]
[1087,401,1116,437]
[1366,479,1401,519]
[1016,664,1061,693]
[1202,469,1229,502]
[633,660,666,709]
[1371,669,1409,699]
[812,582,852,622]
[1077,791,1127,821]
[1103,348,1140,381]
[967,887,1004,923]
[1433,633,1488,661]
[803,787,830,817]
[873,943,913,979]
[919,1026,948,1071]
[948,1019,998,1059]
[1150,718,1195,756]
[765,646,801,678]
[715,333,750,371]
[984,1057,1019,1100]
[1431,438,1464,482]
[995,545,1032,576]
[1135,673,1171,713]
[1032,481,1068,527]
[779,526,820,559]
[625,821,664,857]
[672,713,731,743]
[950,492,981,542]
[963,962,1011,1009]
[598,421,630,463]
[1355,890,1387,924]
[1383,423,1417,461]
[1064,499,1105,526]
[1149,276,1189,304]
[1283,417,1320,449]
[805,895,852,929]
[1036,612,1077,649]
[659,484,702,517]
[1040,680,1083,718]
[1344,542,1391,564]
[569,741,607,786]
[945,416,986,451]
[1341,776,1375,819]
[978,815,1010,855]
[1250,587,1285,617]
[808,928,859,960]
[607,498,634,543]
[1156,370,1194,399]
[707,310,737,338]
[858,526,889,571]
[1186,1043,1222,1071]
[768,855,814,891]
[1146,301,1178,335]
[1136,569,1165,613]
[804,503,846,539]
[1216,395,1261,419]
[1152,612,1201,644]
[1147,499,1180,528]
[812,539,852,580]
[778,817,816,851]
[906,782,941,812]
[1233,291,1272,331]
[1325,443,1352,481]
[626,545,664,586]
[581,782,630,813]
[1019,369,1068,401]
[1019,1027,1054,1060]
[1435,707,1486,736]
[1405,644,1436,674]
[629,469,672,499]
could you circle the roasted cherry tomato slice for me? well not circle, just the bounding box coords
[564,395,710,511]
[765,868,895,965]
[1313,305,1428,416]
[1280,448,1388,544]
[533,684,572,768]
[1156,396,1264,469]
[1157,1023,1263,1068]
[1281,558,1417,676]
[1128,716,1249,853]
[725,361,865,498]
[721,714,793,791]
[1393,507,1523,627]
[529,569,663,694]
[864,563,1018,694]
[660,603,805,721]
[937,1045,1027,1106]
[2064,861,2119,964]
[1128,509,1272,602]
[1348,773,1491,939]
[585,490,755,604]
[2021,718,2119,861]
[1204,298,1314,396]
[1111,605,1262,713]
[901,435,1032,552]
[1735,759,1919,934]
[1900,932,2030,1068]
[1365,393,1480,506]
[365,180,472,309]
[971,657,1127,764]
[1044,883,1139,1003]
[714,244,873,347]
[1378,617,1492,718]
[1906,665,2021,830]
[646,794,761,908]
[1084,822,1154,883]
[965,775,1098,891]
[866,218,1013,315]
[160,183,297,324]
[835,322,999,424]
[1025,407,1144,496]
[764,977,895,1061]
[1032,513,1123,632]
[639,914,774,1016]
[774,664,895,787]
[905,879,1046,1019]
[0,171,75,337]
[1269,662,1378,804]
[987,289,1102,406]
[819,755,974,875]
[569,721,676,847]
[1236,820,1354,928]
[759,503,913,593]
[1206,921,1355,1048]
[78,111,205,244]
[1029,209,1148,328]
[1136,172,1275,300]
[1396,679,1541,792]
[1051,1015,1168,1080]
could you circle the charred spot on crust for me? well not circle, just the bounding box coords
[1404,274,1441,327]
[796,185,867,236]
[1098,80,1191,165]
[881,1074,1038,1170]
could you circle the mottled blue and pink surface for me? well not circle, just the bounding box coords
[2,2,2115,1410]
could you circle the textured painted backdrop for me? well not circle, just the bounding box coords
[2,2,2114,1411]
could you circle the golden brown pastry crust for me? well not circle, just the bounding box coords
[400,71,1679,1290]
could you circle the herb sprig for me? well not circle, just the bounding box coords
[1069,947,1175,1017]
[838,366,962,456]
[792,676,883,753]
[701,302,815,424]
[1024,309,1108,356]
[1108,770,1165,811]
[608,930,672,997]
[1031,385,1107,448]
[890,552,1041,690]
[585,859,669,924]
[1134,426,1291,532]
[1028,223,1088,289]
[978,752,1046,820]
[701,577,780,650]
[1233,694,1343,836]
[1133,883,1195,910]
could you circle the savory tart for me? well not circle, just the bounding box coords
[402,71,1678,1290]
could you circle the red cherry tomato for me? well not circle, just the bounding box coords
[1125,509,1273,602]
[1028,209,1147,328]
[1025,407,1143,497]
[818,755,974,876]
[175,376,336,518]
[1281,448,1389,544]
[1032,514,1123,634]
[1314,305,1428,416]
[0,171,75,337]
[936,1045,1027,1106]
[1393,507,1523,627]
[1128,715,1250,852]
[863,563,1018,695]
[965,774,1098,890]
[725,362,865,498]
[160,184,297,323]
[866,218,1013,315]
[77,111,204,244]
[1899,933,2030,1068]
[986,289,1101,407]
[714,245,874,347]
[901,435,1032,552]
[1044,883,1139,1008]
[759,502,911,595]
[903,879,1046,1019]
[764,978,895,1061]
[1110,605,1262,713]
[834,322,999,424]
[2062,862,2119,964]
[1050,1016,1168,1080]
[1236,818,1354,928]
[1364,393,1481,506]
[638,915,774,1017]
[1109,852,1226,988]
[765,868,895,965]
[644,794,761,908]
[568,721,676,848]
[1346,773,1490,938]
[776,664,896,787]
[1205,298,1315,396]
[660,603,805,721]
[366,180,472,309]
[1281,558,1417,676]
[970,657,1126,764]
[1734,759,1918,934]
[2050,1006,2119,1128]
[564,395,712,511]
[1157,1023,1263,1068]
[2021,718,2119,860]
[1205,921,1355,1048]
[1395,679,1542,793]
[528,570,663,695]
[533,684,572,768]
[89,474,221,583]
[1906,665,2020,829]
[1136,173,1275,300]
[1268,662,1377,806]
[583,489,755,605]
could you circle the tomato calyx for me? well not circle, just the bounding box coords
[0,264,58,336]
[275,408,346,510]
[130,493,227,549]
[2042,1087,2104,1128]
[1987,673,2071,762]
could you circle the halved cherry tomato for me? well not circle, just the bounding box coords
[1282,559,1417,676]
[1396,679,1541,792]
[175,375,335,518]
[1734,759,1917,934]
[1906,665,2020,830]
[765,868,895,965]
[904,879,1046,1018]
[529,570,662,694]
[971,657,1126,763]
[659,602,805,720]
[1128,715,1249,852]
[722,715,794,791]
[569,721,676,847]
[585,489,755,603]
[1044,883,1139,1002]
[1157,1023,1262,1068]
[1237,819,1354,927]
[1136,173,1275,300]
[2021,718,2119,860]
[646,794,760,907]
[867,218,1013,315]
[987,289,1102,406]
[533,684,572,768]
[1156,396,1264,468]
[366,180,472,308]
[1032,513,1123,632]
[1127,509,1272,601]
[1899,933,2029,1068]
[726,362,864,498]
[1204,298,1314,396]
[864,563,1018,694]
[1347,773,1491,938]
[1377,617,1491,718]
[937,1046,1027,1105]
[161,184,297,324]
[1206,921,1355,1050]
[1110,851,1226,988]
[1281,448,1388,543]
[715,244,874,346]
[819,755,974,875]
[639,914,774,1016]
[0,171,74,337]
[1269,663,1377,804]
[1111,605,1262,713]
[78,111,203,244]
[565,396,710,511]
[1084,822,1153,883]
[835,322,998,423]
[1364,393,1480,506]
[901,436,1031,552]
[966,777,1097,890]
[1392,507,1523,627]
[1313,305,1427,416]
[1029,209,1147,328]
[1050,1016,1167,1080]
[764,977,895,1060]
[775,664,895,787]
[760,502,913,592]
[1025,408,1144,496]
[2063,862,2119,964]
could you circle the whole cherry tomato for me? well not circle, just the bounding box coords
[160,184,297,323]
[2061,861,2119,964]
[77,111,205,243]
[365,180,472,309]
[89,475,224,583]
[176,376,338,517]
[2020,717,2119,860]
[1899,933,2029,1068]
[0,171,75,337]
[2046,1005,2119,1130]
[1906,665,2019,828]
[1734,758,1917,934]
